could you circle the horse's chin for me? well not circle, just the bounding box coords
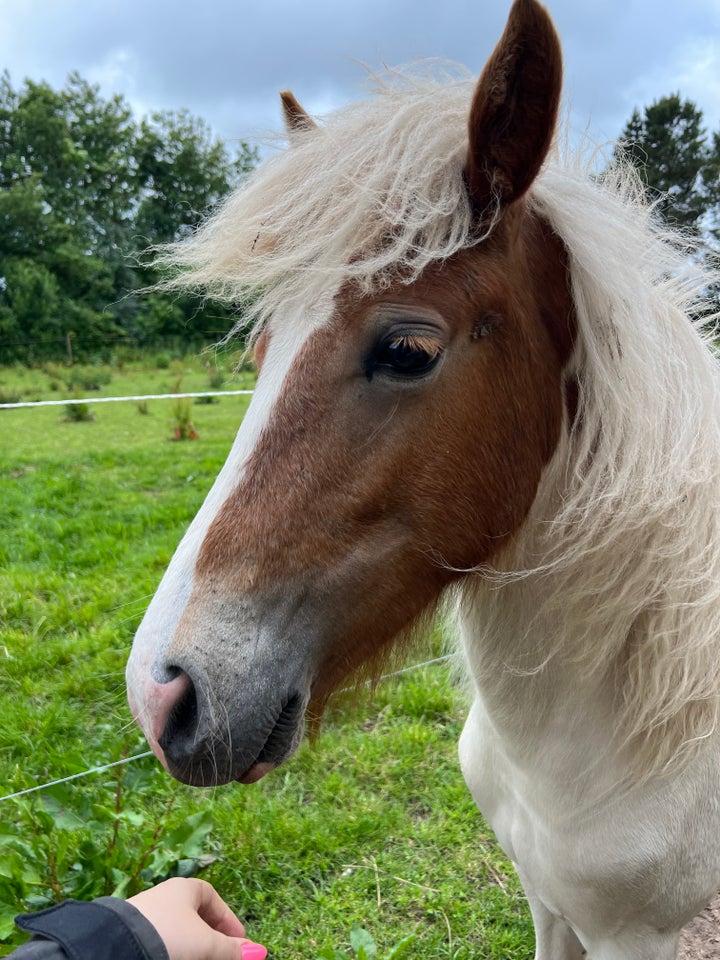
[160,746,291,788]
[164,758,279,787]
[161,753,280,788]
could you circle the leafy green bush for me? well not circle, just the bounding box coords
[0,762,215,946]
[171,397,198,439]
[64,366,112,392]
[207,364,225,390]
[62,395,95,422]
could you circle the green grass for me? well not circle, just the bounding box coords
[0,359,534,959]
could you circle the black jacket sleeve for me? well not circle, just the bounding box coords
[11,897,169,960]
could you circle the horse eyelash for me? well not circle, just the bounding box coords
[391,334,444,358]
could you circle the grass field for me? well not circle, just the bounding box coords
[0,356,534,959]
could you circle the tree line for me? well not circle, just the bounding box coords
[0,75,718,365]
[0,72,257,363]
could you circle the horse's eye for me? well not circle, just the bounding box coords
[370,334,443,378]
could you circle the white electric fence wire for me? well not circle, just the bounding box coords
[0,754,156,803]
[0,390,254,409]
[0,654,456,803]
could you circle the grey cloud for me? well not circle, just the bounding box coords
[2,0,719,150]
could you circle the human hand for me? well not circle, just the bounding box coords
[128,877,267,960]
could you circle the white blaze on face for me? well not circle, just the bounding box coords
[126,295,335,740]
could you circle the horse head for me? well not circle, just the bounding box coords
[126,0,574,787]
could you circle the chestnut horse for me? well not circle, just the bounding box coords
[127,1,720,956]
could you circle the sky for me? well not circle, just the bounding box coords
[1,0,719,157]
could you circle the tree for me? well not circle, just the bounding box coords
[616,94,712,235]
[0,259,64,364]
[131,110,258,344]
[616,94,720,319]
[136,110,256,246]
[703,130,720,247]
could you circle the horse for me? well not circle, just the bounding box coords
[126,1,720,956]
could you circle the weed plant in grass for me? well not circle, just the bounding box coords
[0,361,534,958]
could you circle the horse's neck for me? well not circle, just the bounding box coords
[457,573,622,789]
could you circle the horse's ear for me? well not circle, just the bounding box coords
[280,90,317,135]
[465,0,562,221]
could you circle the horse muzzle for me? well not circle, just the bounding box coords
[128,655,310,787]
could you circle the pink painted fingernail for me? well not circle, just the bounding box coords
[241,942,268,960]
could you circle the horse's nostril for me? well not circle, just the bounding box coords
[169,684,197,734]
[152,661,185,685]
[158,670,197,754]
[164,663,184,682]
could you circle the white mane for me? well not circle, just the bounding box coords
[159,68,720,778]
[513,163,720,778]
[154,68,479,329]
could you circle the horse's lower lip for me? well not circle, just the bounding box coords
[236,694,305,783]
[237,761,276,785]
